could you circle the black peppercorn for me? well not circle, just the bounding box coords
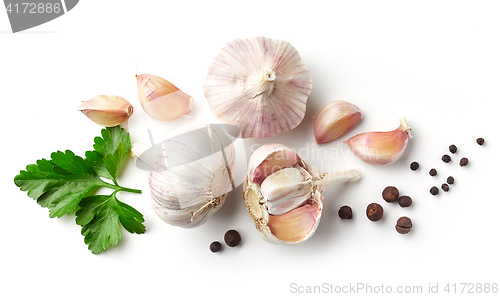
[447,176,454,184]
[459,157,469,167]
[441,183,449,192]
[382,186,399,203]
[366,203,383,221]
[210,241,222,253]
[476,138,485,146]
[395,217,412,234]
[398,195,412,207]
[429,168,437,176]
[430,186,439,195]
[224,230,241,247]
[338,205,353,220]
[410,161,419,171]
[442,154,451,163]
[449,144,457,154]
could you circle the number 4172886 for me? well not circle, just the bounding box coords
[5,3,62,14]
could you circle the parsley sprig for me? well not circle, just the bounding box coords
[14,126,145,254]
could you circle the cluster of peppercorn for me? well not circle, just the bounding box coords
[210,229,241,253]
[337,138,485,235]
[411,138,484,196]
[380,186,413,234]
[337,186,412,234]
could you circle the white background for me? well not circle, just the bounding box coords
[1,1,499,296]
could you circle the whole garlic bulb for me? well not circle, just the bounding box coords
[204,36,313,139]
[132,124,236,228]
[243,144,360,244]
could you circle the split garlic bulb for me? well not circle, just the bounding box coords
[243,144,360,244]
[132,124,236,228]
[204,36,313,139]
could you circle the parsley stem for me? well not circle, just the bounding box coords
[117,186,142,194]
[102,181,142,194]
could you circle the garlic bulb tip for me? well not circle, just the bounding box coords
[204,36,312,139]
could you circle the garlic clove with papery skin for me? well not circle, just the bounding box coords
[342,117,412,166]
[314,100,362,144]
[204,36,313,139]
[243,143,360,245]
[248,143,301,185]
[136,73,193,121]
[79,95,133,127]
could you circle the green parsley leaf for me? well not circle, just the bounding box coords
[76,191,145,254]
[86,126,131,184]
[14,150,105,218]
[14,126,143,254]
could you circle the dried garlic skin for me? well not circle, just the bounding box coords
[204,36,313,139]
[79,95,133,127]
[136,73,193,121]
[344,118,412,165]
[132,124,236,228]
[314,100,361,144]
[243,144,360,244]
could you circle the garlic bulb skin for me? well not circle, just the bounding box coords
[136,73,193,121]
[79,95,133,127]
[204,36,313,139]
[243,144,360,244]
[343,118,412,165]
[314,100,361,144]
[133,124,236,228]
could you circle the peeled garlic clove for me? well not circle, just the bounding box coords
[243,144,360,245]
[314,100,361,144]
[344,117,412,165]
[204,36,313,139]
[134,124,236,228]
[261,167,313,216]
[136,73,193,121]
[79,95,133,127]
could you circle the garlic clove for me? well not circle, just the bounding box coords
[136,73,193,121]
[343,117,412,165]
[79,95,133,127]
[314,100,361,144]
[261,167,313,215]
[204,36,313,139]
[268,203,321,243]
[248,144,299,185]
